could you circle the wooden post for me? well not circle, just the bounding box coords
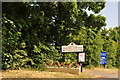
[80,63,83,72]
[103,64,105,69]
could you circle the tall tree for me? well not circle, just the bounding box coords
[2,1,106,69]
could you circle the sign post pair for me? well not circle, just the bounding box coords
[62,42,85,72]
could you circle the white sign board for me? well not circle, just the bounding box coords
[78,53,85,62]
[62,42,83,52]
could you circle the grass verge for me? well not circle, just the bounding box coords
[2,69,95,78]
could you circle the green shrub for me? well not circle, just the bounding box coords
[85,65,95,69]
[37,64,47,71]
[46,60,53,67]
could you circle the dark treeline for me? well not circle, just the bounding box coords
[2,2,120,70]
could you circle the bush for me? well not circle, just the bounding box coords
[46,60,53,67]
[85,65,95,69]
[37,64,47,71]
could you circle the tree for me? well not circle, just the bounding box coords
[2,1,106,69]
[101,27,119,68]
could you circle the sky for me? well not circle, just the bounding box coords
[99,1,118,29]
[87,0,119,29]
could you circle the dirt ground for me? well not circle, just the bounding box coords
[1,68,118,78]
[84,68,118,78]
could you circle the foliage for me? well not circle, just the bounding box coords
[2,2,119,70]
[85,65,95,69]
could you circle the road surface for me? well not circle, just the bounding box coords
[84,68,118,78]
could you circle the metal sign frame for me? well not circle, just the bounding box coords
[61,42,85,73]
